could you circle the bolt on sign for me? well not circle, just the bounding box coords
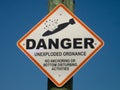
[17,4,104,87]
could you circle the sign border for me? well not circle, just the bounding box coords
[17,4,104,87]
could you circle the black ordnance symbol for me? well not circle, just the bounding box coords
[42,18,75,36]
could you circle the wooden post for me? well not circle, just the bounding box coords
[48,0,75,90]
[48,0,75,12]
[48,78,73,90]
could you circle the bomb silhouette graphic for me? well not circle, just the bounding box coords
[42,18,75,36]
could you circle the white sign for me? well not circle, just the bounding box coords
[17,4,104,87]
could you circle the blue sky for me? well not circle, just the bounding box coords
[0,0,120,90]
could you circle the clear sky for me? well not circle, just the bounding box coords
[0,0,120,90]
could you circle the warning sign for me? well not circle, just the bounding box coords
[17,4,104,87]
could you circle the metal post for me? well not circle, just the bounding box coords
[48,0,75,90]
